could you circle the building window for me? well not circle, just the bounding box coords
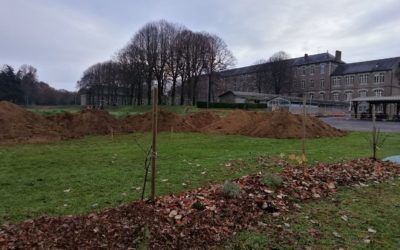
[345,75,354,85]
[310,80,314,88]
[319,92,325,100]
[294,68,297,77]
[309,93,314,99]
[302,66,306,76]
[333,92,340,101]
[374,72,385,83]
[320,79,325,88]
[301,80,305,89]
[359,74,368,84]
[345,91,353,101]
[374,89,383,96]
[320,64,325,75]
[376,104,383,113]
[333,77,341,87]
[359,90,367,97]
[310,65,315,75]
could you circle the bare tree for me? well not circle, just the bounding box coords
[203,33,235,105]
[253,59,269,93]
[166,26,186,105]
[267,51,292,94]
[117,44,146,105]
[17,65,38,105]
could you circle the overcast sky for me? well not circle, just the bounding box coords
[1,0,400,91]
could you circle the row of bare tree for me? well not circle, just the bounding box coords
[77,20,235,106]
[0,64,77,105]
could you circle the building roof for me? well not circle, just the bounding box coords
[332,57,400,76]
[351,95,400,103]
[219,65,260,77]
[218,91,277,100]
[218,52,344,77]
[218,91,348,106]
[292,52,344,66]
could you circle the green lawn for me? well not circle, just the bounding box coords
[26,105,201,117]
[1,132,399,225]
[25,105,265,117]
[26,105,82,116]
[226,178,400,249]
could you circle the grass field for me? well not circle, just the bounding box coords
[226,178,400,249]
[25,105,265,117]
[1,132,400,225]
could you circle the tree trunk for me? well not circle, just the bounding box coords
[207,74,212,106]
[171,77,177,106]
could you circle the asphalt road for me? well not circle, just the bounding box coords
[320,117,400,132]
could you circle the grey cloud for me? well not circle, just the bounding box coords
[1,0,399,90]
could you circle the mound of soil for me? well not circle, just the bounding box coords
[203,109,345,138]
[0,101,345,144]
[49,109,122,137]
[123,111,196,133]
[202,110,264,134]
[184,111,220,129]
[0,101,63,144]
[245,109,346,138]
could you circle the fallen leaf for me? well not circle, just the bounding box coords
[332,231,342,238]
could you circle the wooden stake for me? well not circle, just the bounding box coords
[372,104,377,160]
[151,85,158,200]
[301,94,306,162]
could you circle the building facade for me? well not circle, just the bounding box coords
[197,51,400,105]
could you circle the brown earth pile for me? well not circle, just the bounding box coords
[48,109,122,137]
[0,101,345,144]
[202,109,346,138]
[0,101,63,144]
[123,111,196,133]
[184,111,220,129]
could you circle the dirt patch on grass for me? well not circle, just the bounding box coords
[0,101,346,144]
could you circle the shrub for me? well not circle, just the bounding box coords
[261,173,283,188]
[221,181,241,198]
[191,201,206,210]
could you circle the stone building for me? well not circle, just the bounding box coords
[196,51,400,105]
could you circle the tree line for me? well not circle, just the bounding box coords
[77,20,235,106]
[0,64,77,105]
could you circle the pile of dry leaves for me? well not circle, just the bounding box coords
[1,158,399,249]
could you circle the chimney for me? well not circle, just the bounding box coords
[304,53,308,61]
[335,50,342,62]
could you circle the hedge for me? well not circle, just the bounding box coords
[196,102,268,109]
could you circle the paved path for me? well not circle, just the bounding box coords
[320,117,400,132]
